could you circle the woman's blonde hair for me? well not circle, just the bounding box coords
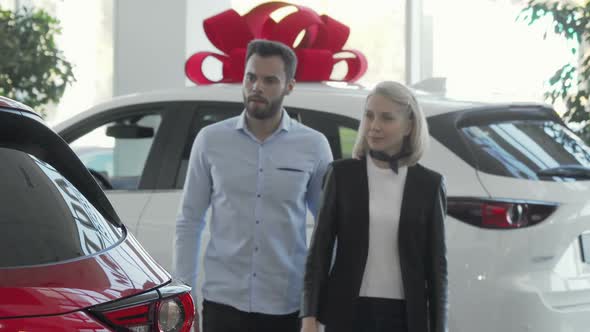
[352,81,429,166]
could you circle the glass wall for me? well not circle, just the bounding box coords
[2,0,575,122]
[423,0,576,104]
[5,0,114,124]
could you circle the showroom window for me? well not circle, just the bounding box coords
[422,0,576,103]
[9,0,115,125]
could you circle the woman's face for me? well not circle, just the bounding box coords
[363,94,413,155]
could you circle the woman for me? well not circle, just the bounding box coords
[301,81,448,332]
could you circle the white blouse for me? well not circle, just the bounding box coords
[359,156,408,299]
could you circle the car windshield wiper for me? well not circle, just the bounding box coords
[536,165,590,179]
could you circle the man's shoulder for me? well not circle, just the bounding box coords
[289,120,327,142]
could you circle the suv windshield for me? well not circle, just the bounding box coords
[0,148,123,268]
[461,120,590,180]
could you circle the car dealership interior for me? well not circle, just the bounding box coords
[2,1,590,332]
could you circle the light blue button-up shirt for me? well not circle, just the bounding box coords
[174,110,333,314]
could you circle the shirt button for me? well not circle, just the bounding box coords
[259,168,263,172]
[257,194,261,198]
[255,247,259,252]
[256,220,260,224]
[253,273,257,277]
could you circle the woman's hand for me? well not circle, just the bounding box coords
[301,316,320,332]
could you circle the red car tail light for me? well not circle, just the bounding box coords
[447,197,558,229]
[89,280,195,332]
[102,303,154,332]
[157,293,194,332]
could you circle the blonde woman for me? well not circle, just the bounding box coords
[301,81,448,332]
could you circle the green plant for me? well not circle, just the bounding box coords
[518,1,590,142]
[0,6,75,117]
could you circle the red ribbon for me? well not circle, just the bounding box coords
[185,2,368,85]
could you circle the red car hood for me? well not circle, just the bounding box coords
[0,233,170,318]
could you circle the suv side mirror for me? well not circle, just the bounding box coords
[106,124,154,139]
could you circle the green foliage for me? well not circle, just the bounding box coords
[0,6,75,117]
[518,1,590,142]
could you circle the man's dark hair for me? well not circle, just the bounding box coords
[246,39,298,82]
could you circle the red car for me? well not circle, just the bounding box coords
[0,96,195,331]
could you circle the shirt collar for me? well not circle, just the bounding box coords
[235,108,292,133]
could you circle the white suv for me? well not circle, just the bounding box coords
[55,83,590,331]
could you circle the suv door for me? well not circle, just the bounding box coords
[137,103,243,271]
[298,108,359,240]
[137,102,359,311]
[58,103,181,237]
[299,108,359,160]
[136,102,360,270]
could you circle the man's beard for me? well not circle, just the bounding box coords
[244,92,286,120]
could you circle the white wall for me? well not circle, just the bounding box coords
[113,0,233,95]
[113,0,188,96]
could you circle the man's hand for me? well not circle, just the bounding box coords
[301,316,319,332]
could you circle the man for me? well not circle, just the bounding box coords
[174,39,333,332]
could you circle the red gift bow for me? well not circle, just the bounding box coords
[185,1,368,85]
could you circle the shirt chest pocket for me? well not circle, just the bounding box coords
[267,165,311,204]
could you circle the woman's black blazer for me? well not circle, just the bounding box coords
[302,158,448,332]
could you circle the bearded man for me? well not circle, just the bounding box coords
[174,39,333,332]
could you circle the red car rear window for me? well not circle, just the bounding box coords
[0,148,123,268]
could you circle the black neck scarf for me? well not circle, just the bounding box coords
[369,149,411,174]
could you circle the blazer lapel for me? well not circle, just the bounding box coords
[359,156,370,251]
[399,165,419,222]
[359,157,369,224]
[354,157,370,288]
[398,165,421,263]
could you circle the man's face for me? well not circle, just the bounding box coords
[242,54,294,120]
